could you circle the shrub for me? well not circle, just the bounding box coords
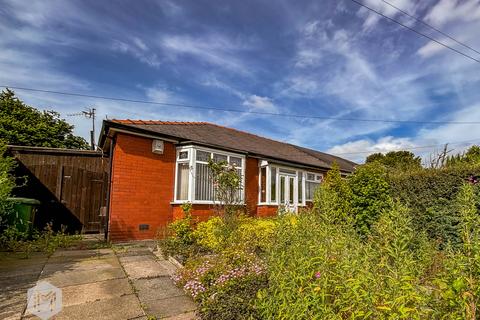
[0,144,16,229]
[257,207,436,319]
[158,203,198,262]
[193,217,227,252]
[229,216,276,253]
[172,248,267,320]
[313,163,352,225]
[349,163,392,236]
[388,164,480,247]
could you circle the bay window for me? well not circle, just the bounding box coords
[174,146,245,203]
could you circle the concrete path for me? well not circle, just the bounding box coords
[0,242,196,320]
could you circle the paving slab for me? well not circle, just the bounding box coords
[61,278,133,307]
[40,266,126,288]
[0,287,26,320]
[23,293,144,320]
[48,248,114,263]
[133,277,185,301]
[115,246,154,257]
[42,255,121,276]
[119,255,170,279]
[142,295,196,319]
[0,271,40,292]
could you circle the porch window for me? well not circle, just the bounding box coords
[305,172,322,201]
[174,146,245,203]
[258,164,323,207]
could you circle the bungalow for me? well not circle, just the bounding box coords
[99,120,356,242]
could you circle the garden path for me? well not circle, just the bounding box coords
[0,240,196,319]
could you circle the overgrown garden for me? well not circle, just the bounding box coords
[160,149,480,319]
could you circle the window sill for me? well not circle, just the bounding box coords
[170,201,245,205]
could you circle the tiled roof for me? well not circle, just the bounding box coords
[106,119,356,172]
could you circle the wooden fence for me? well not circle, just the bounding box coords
[8,146,109,233]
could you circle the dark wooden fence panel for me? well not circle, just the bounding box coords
[8,146,109,233]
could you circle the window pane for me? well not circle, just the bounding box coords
[236,168,243,201]
[279,168,296,175]
[270,167,277,202]
[178,151,188,160]
[280,176,285,203]
[230,156,242,167]
[195,163,214,200]
[176,163,189,200]
[306,181,320,201]
[260,167,266,203]
[289,177,294,204]
[213,153,228,163]
[196,150,210,162]
[298,173,302,203]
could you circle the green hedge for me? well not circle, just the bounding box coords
[388,165,480,247]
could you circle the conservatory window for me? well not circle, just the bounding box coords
[305,172,322,201]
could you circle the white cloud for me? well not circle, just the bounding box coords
[356,0,420,30]
[242,95,277,112]
[326,136,416,162]
[160,34,254,75]
[425,0,480,27]
[112,38,161,67]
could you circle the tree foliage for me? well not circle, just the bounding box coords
[366,150,422,171]
[447,145,480,167]
[0,89,89,149]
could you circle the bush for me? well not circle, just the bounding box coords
[0,144,17,228]
[229,216,276,253]
[257,206,438,319]
[193,217,227,252]
[172,248,267,320]
[349,163,392,235]
[389,164,480,247]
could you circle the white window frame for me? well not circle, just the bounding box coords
[305,172,323,202]
[173,145,245,204]
[259,163,313,207]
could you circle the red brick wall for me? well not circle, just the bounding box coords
[108,133,175,242]
[244,157,259,215]
[256,205,278,217]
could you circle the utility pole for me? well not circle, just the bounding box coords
[83,108,96,150]
[67,107,96,150]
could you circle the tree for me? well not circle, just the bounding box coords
[366,150,422,170]
[446,145,480,167]
[0,89,89,149]
[207,159,243,227]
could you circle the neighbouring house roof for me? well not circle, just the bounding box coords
[100,119,356,173]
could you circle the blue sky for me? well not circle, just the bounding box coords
[1,0,480,162]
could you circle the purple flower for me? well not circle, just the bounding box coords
[315,272,322,279]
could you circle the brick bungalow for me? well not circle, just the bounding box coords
[98,120,356,242]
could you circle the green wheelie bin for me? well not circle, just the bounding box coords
[6,197,41,233]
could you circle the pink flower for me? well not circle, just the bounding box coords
[315,272,322,279]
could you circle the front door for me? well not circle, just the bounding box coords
[279,174,297,213]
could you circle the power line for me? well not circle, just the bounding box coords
[349,0,480,64]
[3,85,480,125]
[381,0,480,56]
